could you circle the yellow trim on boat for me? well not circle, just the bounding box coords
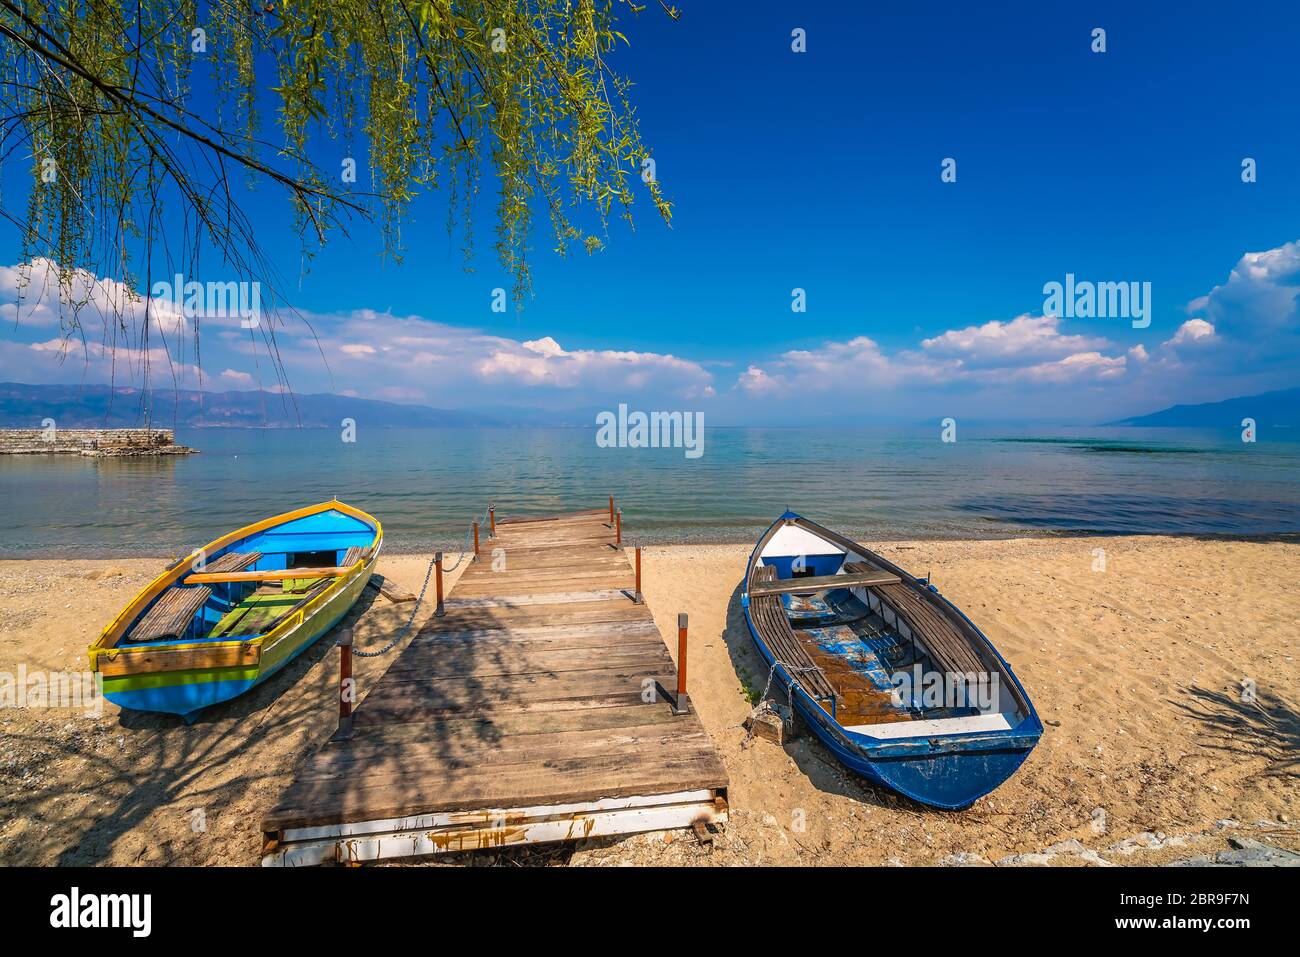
[89,501,382,670]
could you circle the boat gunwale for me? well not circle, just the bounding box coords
[741,512,1043,756]
[89,501,382,670]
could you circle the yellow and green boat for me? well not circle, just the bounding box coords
[90,501,381,720]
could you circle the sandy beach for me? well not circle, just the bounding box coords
[0,536,1295,866]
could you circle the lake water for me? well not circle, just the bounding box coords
[2,426,1298,557]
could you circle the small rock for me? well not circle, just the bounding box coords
[938,852,989,866]
[1216,838,1300,866]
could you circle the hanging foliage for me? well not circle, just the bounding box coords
[0,0,672,375]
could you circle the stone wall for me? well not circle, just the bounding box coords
[0,428,195,456]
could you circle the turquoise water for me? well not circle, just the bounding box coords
[1,426,1298,556]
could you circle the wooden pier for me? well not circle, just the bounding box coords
[261,505,728,865]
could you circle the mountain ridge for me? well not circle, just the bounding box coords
[0,382,503,429]
[1108,387,1300,429]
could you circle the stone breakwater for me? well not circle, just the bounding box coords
[0,428,196,456]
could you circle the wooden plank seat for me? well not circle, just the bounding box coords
[748,566,900,597]
[748,565,837,703]
[868,578,987,678]
[203,550,262,574]
[127,585,212,642]
[186,565,354,585]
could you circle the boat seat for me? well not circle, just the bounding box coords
[203,550,262,574]
[340,545,365,568]
[127,586,213,642]
[748,566,900,598]
[748,565,838,703]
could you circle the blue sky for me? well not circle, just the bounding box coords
[3,1,1299,423]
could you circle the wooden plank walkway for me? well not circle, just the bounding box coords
[261,505,728,865]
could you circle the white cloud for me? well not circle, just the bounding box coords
[921,314,1112,365]
[0,258,187,335]
[8,336,203,387]
[475,335,713,395]
[1189,240,1300,339]
[6,239,1299,420]
[1016,351,1127,382]
[737,318,1126,397]
[259,309,717,406]
[1167,318,1215,347]
[737,364,777,395]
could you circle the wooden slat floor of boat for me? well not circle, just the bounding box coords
[262,507,727,840]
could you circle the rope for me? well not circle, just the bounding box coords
[351,508,488,658]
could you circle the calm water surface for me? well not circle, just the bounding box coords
[2,426,1297,556]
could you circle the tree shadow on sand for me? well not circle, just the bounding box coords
[1174,684,1299,778]
[27,585,421,866]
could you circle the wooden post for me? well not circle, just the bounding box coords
[609,494,615,523]
[634,546,642,604]
[473,521,480,557]
[434,551,445,617]
[673,613,690,714]
[489,505,496,535]
[336,629,354,740]
[615,508,622,547]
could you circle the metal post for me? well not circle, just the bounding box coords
[673,613,690,714]
[336,629,354,740]
[609,494,615,523]
[434,551,445,617]
[489,505,496,535]
[634,545,642,604]
[473,521,480,557]
[615,508,622,547]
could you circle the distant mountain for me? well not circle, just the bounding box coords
[1110,387,1300,428]
[0,382,501,429]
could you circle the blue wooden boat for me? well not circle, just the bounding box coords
[742,512,1041,809]
[90,501,381,721]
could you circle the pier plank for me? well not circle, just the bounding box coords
[262,504,728,862]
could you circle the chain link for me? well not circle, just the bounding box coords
[351,508,490,658]
[352,550,438,658]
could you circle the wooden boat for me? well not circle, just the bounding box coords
[742,512,1041,809]
[90,501,381,720]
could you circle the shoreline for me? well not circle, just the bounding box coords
[4,527,1300,561]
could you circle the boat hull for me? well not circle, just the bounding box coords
[92,502,381,720]
[101,555,375,719]
[743,511,1041,810]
